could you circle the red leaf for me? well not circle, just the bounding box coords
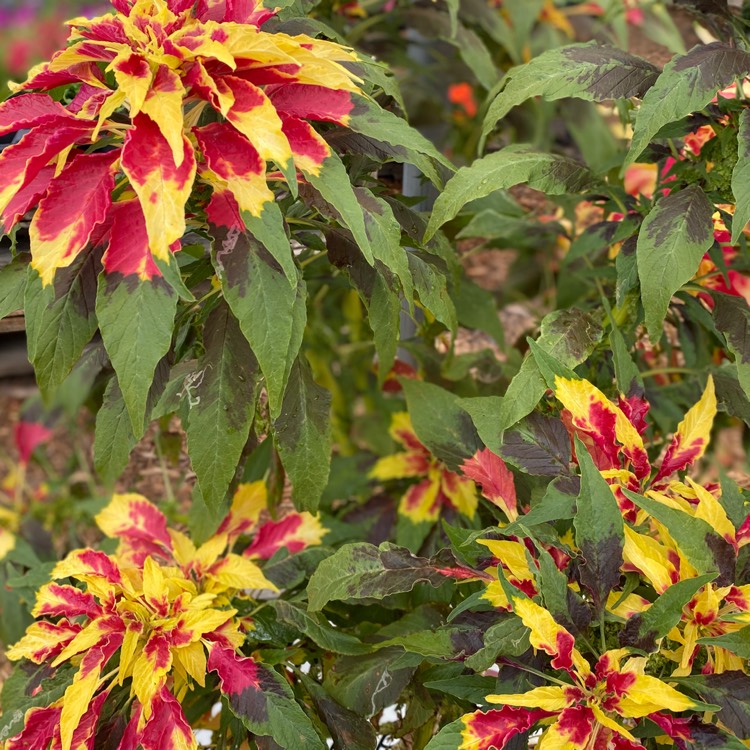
[30,150,119,285]
[0,120,93,220]
[101,199,160,280]
[5,705,61,750]
[0,93,74,137]
[140,688,195,750]
[461,707,549,750]
[14,420,53,464]
[0,164,55,234]
[461,448,517,520]
[268,84,355,124]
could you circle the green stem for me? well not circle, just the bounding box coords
[642,367,699,379]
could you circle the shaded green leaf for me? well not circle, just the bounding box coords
[425,146,593,242]
[273,357,331,512]
[186,302,258,512]
[94,375,137,485]
[627,43,750,167]
[575,439,625,611]
[96,273,176,435]
[636,184,714,339]
[307,543,463,611]
[25,250,100,398]
[620,573,715,652]
[0,255,28,320]
[483,43,658,145]
[211,223,306,417]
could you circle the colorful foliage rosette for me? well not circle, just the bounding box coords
[0,0,453,516]
[3,483,327,750]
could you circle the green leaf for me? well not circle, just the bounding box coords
[699,626,750,659]
[423,718,464,750]
[93,375,137,484]
[269,600,369,655]
[25,251,100,398]
[423,676,498,705]
[461,308,603,450]
[425,146,593,242]
[242,201,297,285]
[500,413,572,476]
[624,489,735,584]
[732,109,750,244]
[714,292,750,402]
[298,673,377,750]
[620,573,715,652]
[305,151,373,264]
[503,480,577,534]
[453,277,505,345]
[464,617,530,672]
[186,302,258,512]
[404,8,497,89]
[307,543,462,611]
[355,187,413,304]
[401,379,481,470]
[214,654,326,750]
[574,439,624,611]
[346,95,454,185]
[96,273,176,435]
[483,43,658,146]
[273,357,331,512]
[408,253,457,334]
[0,664,75,741]
[211,223,306,417]
[323,648,421,716]
[636,184,714,340]
[683,672,750,740]
[626,43,750,168]
[0,254,28,320]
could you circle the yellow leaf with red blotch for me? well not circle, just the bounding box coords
[440,470,478,519]
[101,197,163,280]
[478,539,535,584]
[511,597,589,675]
[121,113,196,262]
[399,476,441,523]
[0,120,92,218]
[606,591,650,619]
[655,376,716,482]
[6,619,82,663]
[206,553,278,592]
[184,60,234,116]
[554,376,649,479]
[111,51,153,116]
[459,707,549,750]
[96,493,174,561]
[140,687,198,750]
[219,76,292,168]
[216,480,266,544]
[244,512,326,560]
[370,451,429,481]
[140,64,187,167]
[622,526,677,594]
[32,583,101,620]
[486,685,569,711]
[195,122,273,217]
[616,673,702,717]
[174,640,207,687]
[280,115,331,177]
[52,549,123,588]
[51,614,124,667]
[59,646,112,750]
[131,633,173,717]
[687,478,736,548]
[30,151,119,286]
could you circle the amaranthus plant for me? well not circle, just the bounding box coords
[0,0,454,515]
[2,483,327,749]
